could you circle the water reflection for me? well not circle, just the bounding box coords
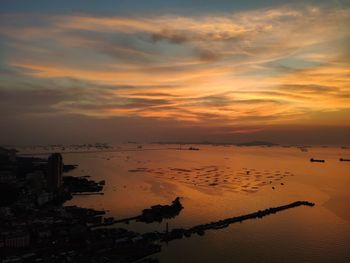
[62,145,350,262]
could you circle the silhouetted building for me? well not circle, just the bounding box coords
[26,171,46,193]
[2,231,30,248]
[0,147,17,180]
[0,171,16,183]
[47,153,63,192]
[0,147,17,164]
[36,192,53,206]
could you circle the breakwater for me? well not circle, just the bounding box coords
[160,201,315,241]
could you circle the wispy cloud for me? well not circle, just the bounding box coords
[0,3,349,128]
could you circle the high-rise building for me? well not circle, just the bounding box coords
[47,153,63,192]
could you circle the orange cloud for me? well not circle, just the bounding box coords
[0,4,349,127]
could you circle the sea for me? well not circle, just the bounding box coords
[17,144,350,262]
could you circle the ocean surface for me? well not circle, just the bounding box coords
[20,144,350,262]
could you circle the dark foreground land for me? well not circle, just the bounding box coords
[0,147,315,262]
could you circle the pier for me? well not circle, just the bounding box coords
[160,201,315,242]
[90,197,183,228]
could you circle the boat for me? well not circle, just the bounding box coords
[310,158,325,163]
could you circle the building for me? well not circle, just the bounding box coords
[26,171,46,193]
[2,231,30,248]
[36,192,53,206]
[0,147,17,164]
[0,147,17,180]
[0,171,16,183]
[47,153,63,192]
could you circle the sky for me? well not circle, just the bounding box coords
[0,0,350,145]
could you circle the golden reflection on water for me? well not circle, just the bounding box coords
[64,145,350,262]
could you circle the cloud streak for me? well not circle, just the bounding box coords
[0,3,349,136]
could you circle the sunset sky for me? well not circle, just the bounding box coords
[1,0,349,145]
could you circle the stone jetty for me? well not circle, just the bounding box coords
[160,201,315,242]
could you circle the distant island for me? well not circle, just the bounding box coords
[155,141,278,147]
[235,141,278,147]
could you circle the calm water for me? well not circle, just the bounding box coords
[34,145,350,262]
